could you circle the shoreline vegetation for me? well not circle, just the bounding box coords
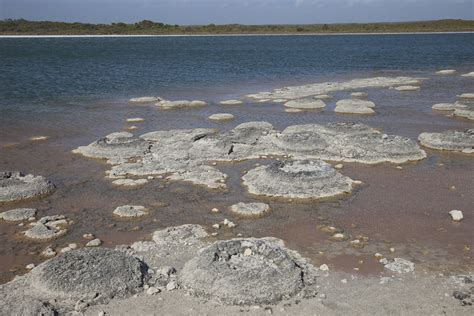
[1,19,474,35]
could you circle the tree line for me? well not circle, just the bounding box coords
[1,19,473,35]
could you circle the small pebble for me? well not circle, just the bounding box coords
[449,210,463,221]
[166,281,177,291]
[26,263,35,270]
[334,164,343,169]
[319,264,329,271]
[146,287,161,295]
[212,223,220,229]
[211,208,219,213]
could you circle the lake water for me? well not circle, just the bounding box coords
[0,34,473,283]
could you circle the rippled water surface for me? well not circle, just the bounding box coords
[0,34,473,283]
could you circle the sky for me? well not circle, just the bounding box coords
[0,0,473,25]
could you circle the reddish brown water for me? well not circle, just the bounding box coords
[1,73,473,283]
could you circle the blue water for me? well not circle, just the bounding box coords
[1,34,474,118]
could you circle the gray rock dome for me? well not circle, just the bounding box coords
[180,238,312,305]
[31,248,148,299]
[0,171,55,203]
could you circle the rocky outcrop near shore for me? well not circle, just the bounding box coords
[73,121,426,190]
[0,171,55,203]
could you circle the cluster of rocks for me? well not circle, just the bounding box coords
[246,76,423,101]
[73,121,426,196]
[418,129,474,154]
[0,224,321,314]
[23,215,71,240]
[0,171,55,203]
[432,93,474,121]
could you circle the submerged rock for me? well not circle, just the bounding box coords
[30,248,147,299]
[72,132,149,161]
[394,85,420,91]
[0,208,36,222]
[229,202,270,218]
[220,100,243,105]
[208,113,235,121]
[113,205,148,218]
[436,69,457,75]
[418,129,474,153]
[0,171,55,203]
[382,258,415,274]
[334,99,375,114]
[351,92,368,99]
[284,98,326,109]
[129,96,162,103]
[461,72,474,77]
[23,215,70,240]
[242,160,354,199]
[156,100,207,109]
[453,108,474,121]
[431,103,460,111]
[247,76,423,101]
[180,238,317,305]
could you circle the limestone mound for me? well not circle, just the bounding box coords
[0,208,36,222]
[30,248,147,299]
[113,205,148,218]
[432,103,457,111]
[418,129,474,153]
[180,238,316,305]
[229,202,270,218]
[72,132,149,161]
[156,100,207,109]
[394,85,420,91]
[334,99,375,114]
[23,215,70,240]
[351,92,368,99]
[242,160,354,199]
[272,122,426,164]
[284,98,326,109]
[0,172,55,203]
[436,69,457,75]
[220,100,243,105]
[208,113,235,121]
[152,224,208,246]
[129,96,162,103]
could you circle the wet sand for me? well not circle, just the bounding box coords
[0,71,473,284]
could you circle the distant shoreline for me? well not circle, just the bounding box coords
[2,31,474,38]
[2,19,473,36]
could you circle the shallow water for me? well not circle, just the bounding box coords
[0,34,473,283]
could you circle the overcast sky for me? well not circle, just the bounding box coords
[1,0,473,24]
